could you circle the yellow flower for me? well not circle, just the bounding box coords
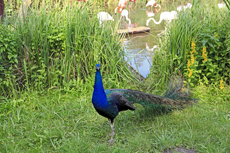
[191,41,195,47]
[188,69,193,78]
[187,60,191,69]
[187,40,197,78]
[191,41,196,51]
[202,46,208,62]
[191,54,195,65]
[220,79,224,90]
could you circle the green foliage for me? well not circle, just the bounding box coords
[151,1,230,86]
[0,4,136,98]
[194,21,230,84]
[0,25,19,97]
[184,6,230,85]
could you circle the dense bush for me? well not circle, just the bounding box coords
[0,5,134,98]
[190,18,230,85]
[151,2,230,87]
[0,24,20,95]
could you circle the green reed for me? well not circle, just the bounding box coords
[150,0,230,86]
[0,2,137,98]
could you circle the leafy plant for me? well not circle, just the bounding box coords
[0,3,136,98]
[0,25,19,97]
[152,1,230,86]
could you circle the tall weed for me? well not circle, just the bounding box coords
[150,0,230,87]
[0,3,135,98]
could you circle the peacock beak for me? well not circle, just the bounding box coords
[96,64,101,71]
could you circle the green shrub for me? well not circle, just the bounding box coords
[0,25,19,97]
[151,1,230,87]
[0,4,135,98]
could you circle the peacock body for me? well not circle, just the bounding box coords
[92,64,195,143]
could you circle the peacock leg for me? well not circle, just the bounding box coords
[109,119,115,143]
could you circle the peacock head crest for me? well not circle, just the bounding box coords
[96,64,101,71]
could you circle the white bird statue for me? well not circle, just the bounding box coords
[186,3,193,9]
[177,3,192,12]
[97,12,114,26]
[146,42,158,52]
[115,0,129,14]
[146,10,155,17]
[146,11,178,26]
[176,5,183,12]
[146,0,161,12]
[218,3,226,9]
[120,9,131,25]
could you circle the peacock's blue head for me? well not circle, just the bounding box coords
[96,64,101,71]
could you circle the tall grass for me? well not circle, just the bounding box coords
[0,2,137,99]
[149,0,230,86]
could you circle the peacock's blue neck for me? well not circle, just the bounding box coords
[92,70,109,108]
[94,70,103,88]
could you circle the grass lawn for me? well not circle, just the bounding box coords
[1,83,230,152]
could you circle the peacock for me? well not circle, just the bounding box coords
[92,64,195,143]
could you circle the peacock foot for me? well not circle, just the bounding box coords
[110,131,115,136]
[109,138,114,144]
[109,131,115,144]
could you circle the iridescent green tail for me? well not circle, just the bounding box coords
[105,76,196,110]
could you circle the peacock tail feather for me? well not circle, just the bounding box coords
[105,89,193,110]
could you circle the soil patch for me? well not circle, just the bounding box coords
[164,147,197,153]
